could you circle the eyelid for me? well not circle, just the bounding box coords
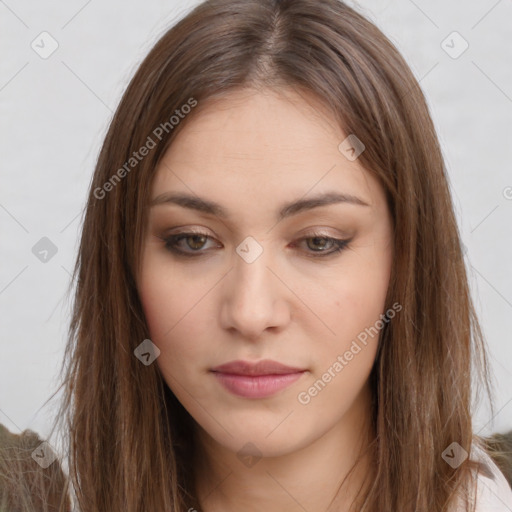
[161,224,349,239]
[157,227,352,258]
[161,226,345,243]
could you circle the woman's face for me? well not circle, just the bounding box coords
[137,87,394,458]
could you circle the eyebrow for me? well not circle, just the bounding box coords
[149,191,370,221]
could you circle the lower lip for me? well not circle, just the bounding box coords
[212,371,305,399]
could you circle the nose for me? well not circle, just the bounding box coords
[219,245,291,341]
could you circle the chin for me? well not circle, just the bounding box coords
[201,418,316,460]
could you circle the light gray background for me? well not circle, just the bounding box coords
[1,0,511,443]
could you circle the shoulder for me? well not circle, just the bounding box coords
[461,438,512,511]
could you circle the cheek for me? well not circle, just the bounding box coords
[330,245,392,336]
[138,248,183,336]
[138,272,174,341]
[137,256,212,369]
[342,268,389,325]
[299,258,391,411]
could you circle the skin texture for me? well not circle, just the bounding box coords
[137,87,394,512]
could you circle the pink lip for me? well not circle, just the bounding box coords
[210,359,307,399]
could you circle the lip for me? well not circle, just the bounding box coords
[210,359,307,399]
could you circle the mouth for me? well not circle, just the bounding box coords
[210,359,307,399]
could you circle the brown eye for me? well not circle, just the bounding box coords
[297,234,350,257]
[305,236,332,252]
[182,234,208,251]
[160,231,350,258]
[162,231,216,256]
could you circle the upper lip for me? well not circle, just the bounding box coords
[211,359,306,376]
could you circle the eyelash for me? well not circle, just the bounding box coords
[159,230,351,258]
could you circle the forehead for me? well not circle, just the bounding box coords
[150,87,384,213]
[163,87,343,164]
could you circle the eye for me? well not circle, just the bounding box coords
[161,231,218,256]
[158,230,351,258]
[294,233,350,257]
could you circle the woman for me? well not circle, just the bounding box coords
[37,0,512,510]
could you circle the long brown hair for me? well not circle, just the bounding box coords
[45,0,498,510]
